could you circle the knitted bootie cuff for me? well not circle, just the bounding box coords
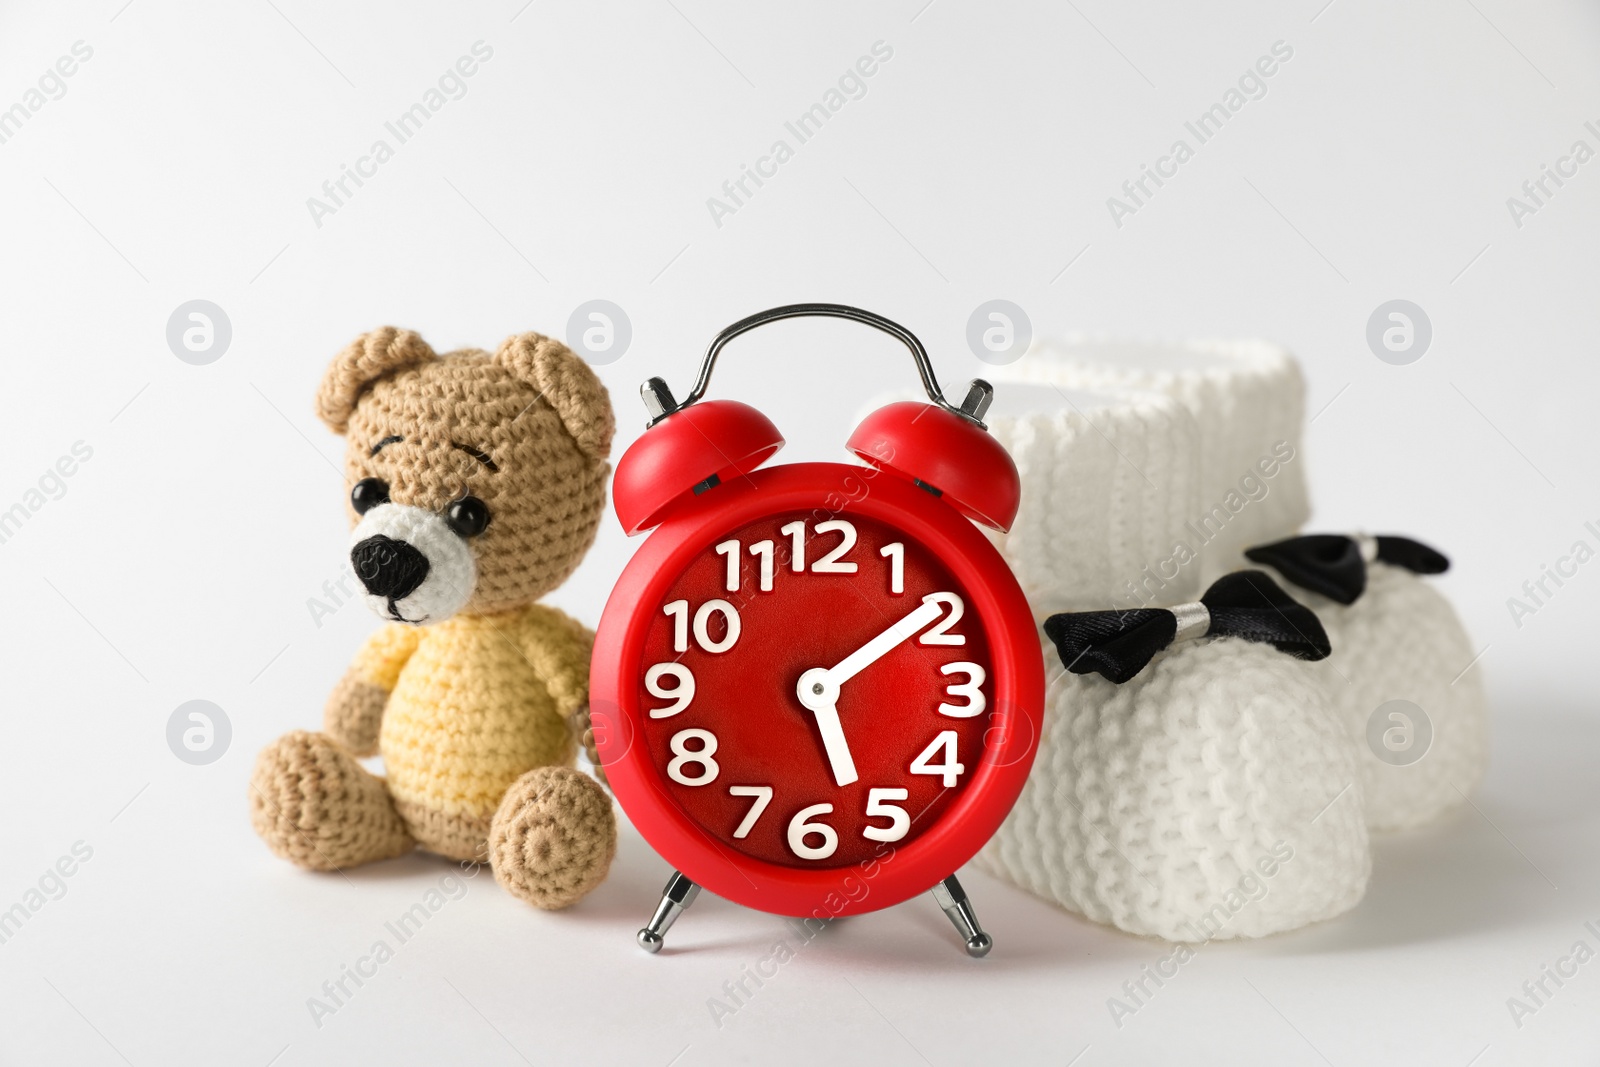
[989,337,1312,583]
[983,383,1204,618]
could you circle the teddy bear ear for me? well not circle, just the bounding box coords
[315,327,438,434]
[494,332,615,461]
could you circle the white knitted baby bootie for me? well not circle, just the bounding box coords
[983,382,1203,615]
[989,337,1312,583]
[1244,533,1490,831]
[977,572,1370,941]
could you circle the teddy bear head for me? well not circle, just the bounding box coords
[316,326,614,624]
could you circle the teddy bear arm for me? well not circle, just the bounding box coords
[520,608,603,778]
[522,609,595,719]
[567,704,607,790]
[323,624,422,756]
[322,670,389,757]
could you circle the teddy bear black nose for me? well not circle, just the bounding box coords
[351,535,430,602]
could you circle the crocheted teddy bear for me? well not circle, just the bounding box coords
[249,326,617,909]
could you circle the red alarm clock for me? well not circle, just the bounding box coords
[591,305,1043,956]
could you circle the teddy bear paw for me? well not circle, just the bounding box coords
[249,730,414,870]
[489,766,617,910]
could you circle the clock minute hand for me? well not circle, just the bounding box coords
[796,594,947,788]
[825,594,947,686]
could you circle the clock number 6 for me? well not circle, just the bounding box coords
[787,803,839,861]
[667,728,719,786]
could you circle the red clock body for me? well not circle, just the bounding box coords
[592,460,1044,918]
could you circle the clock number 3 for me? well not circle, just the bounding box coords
[937,662,986,718]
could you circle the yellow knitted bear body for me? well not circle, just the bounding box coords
[358,607,590,858]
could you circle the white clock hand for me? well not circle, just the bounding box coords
[827,594,947,685]
[794,682,859,787]
[794,594,951,788]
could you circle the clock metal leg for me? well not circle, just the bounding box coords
[932,875,992,958]
[637,870,700,953]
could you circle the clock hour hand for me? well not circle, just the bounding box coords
[794,595,949,788]
[795,673,859,787]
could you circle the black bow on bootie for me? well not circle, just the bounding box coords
[1244,533,1448,605]
[1042,571,1331,684]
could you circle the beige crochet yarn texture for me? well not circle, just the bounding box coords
[249,327,618,910]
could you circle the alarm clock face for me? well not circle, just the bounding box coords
[595,461,1043,916]
[636,509,993,869]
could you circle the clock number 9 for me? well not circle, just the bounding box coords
[667,728,719,786]
[644,663,695,718]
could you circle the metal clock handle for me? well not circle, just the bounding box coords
[639,303,995,429]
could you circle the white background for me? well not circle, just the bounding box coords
[1,0,1597,1063]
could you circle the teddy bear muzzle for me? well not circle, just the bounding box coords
[348,502,477,625]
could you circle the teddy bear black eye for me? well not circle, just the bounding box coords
[447,495,491,538]
[351,478,390,515]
